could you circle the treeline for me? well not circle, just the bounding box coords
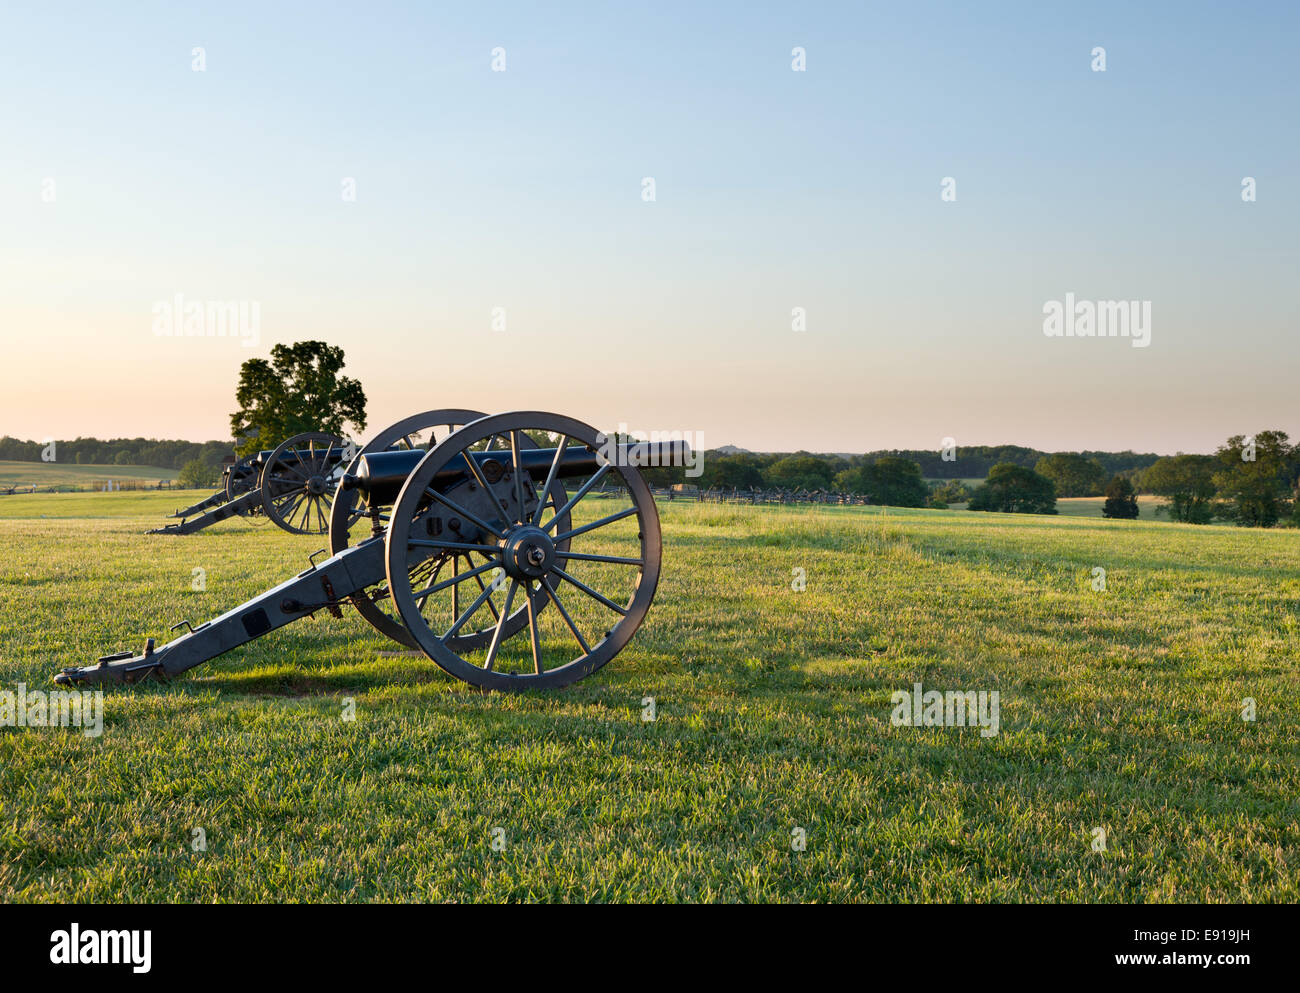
[0,433,1165,483]
[643,452,847,492]
[960,432,1300,526]
[1138,432,1299,527]
[642,429,1300,528]
[862,446,1163,480]
[0,436,234,470]
[641,447,1162,495]
[9,429,1298,528]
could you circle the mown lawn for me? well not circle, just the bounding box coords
[0,491,1296,901]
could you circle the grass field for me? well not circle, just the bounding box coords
[0,460,177,489]
[1,490,1297,902]
[1055,495,1164,520]
[948,495,1166,520]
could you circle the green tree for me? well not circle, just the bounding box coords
[230,341,367,457]
[1140,454,1216,523]
[836,457,929,506]
[860,456,928,507]
[765,455,834,491]
[178,458,219,489]
[1212,431,1296,527]
[930,479,972,505]
[967,463,1057,514]
[700,453,766,490]
[1101,475,1139,519]
[1034,453,1107,497]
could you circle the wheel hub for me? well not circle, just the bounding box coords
[500,525,555,580]
[306,475,327,496]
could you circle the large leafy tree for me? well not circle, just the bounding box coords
[929,478,973,506]
[1211,431,1296,527]
[1034,453,1107,497]
[765,454,835,491]
[699,453,767,490]
[230,341,368,456]
[861,456,928,506]
[1140,454,1216,523]
[178,458,219,489]
[835,456,929,506]
[967,463,1057,514]
[1101,475,1140,519]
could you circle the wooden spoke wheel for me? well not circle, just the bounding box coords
[342,411,572,654]
[259,432,350,535]
[224,457,257,503]
[328,409,499,650]
[385,411,661,691]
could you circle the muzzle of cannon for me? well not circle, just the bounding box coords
[55,410,690,692]
[149,433,353,536]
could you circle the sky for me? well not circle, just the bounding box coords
[1,1,1296,454]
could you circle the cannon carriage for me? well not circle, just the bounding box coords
[150,432,354,536]
[57,410,689,692]
[166,456,258,519]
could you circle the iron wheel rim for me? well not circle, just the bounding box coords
[385,411,661,691]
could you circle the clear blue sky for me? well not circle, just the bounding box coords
[1,1,1296,453]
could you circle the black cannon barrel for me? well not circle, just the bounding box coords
[343,441,692,507]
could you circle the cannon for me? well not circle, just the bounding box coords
[149,432,355,535]
[166,457,258,518]
[55,410,689,692]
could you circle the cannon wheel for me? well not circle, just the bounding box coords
[224,456,257,503]
[330,409,486,649]
[385,411,662,691]
[331,409,570,652]
[260,432,349,534]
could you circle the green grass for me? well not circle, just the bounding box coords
[1055,495,1164,519]
[0,460,177,488]
[948,495,1165,519]
[1,492,1297,902]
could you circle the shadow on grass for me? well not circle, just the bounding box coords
[193,660,460,697]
